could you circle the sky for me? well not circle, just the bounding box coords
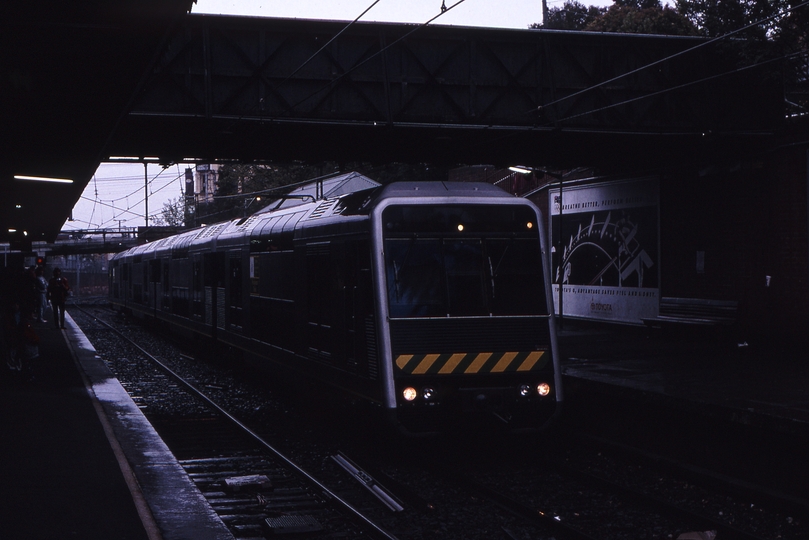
[63,163,190,232]
[64,0,619,231]
[194,0,555,29]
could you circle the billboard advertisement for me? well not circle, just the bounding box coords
[549,177,659,324]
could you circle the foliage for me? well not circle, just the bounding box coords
[531,1,808,113]
[587,3,699,35]
[675,0,809,114]
[531,1,606,30]
[534,0,696,35]
[152,197,185,227]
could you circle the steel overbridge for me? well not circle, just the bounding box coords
[111,15,782,172]
[1,7,787,247]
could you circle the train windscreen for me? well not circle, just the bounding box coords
[383,205,547,318]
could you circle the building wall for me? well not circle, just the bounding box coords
[520,145,809,341]
[659,149,808,340]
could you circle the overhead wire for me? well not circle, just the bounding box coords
[74,167,187,228]
[221,0,386,135]
[550,48,808,126]
[269,0,385,94]
[277,0,470,116]
[535,0,809,118]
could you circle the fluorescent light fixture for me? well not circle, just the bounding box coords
[8,229,17,233]
[14,175,74,184]
[108,156,160,162]
[508,166,532,174]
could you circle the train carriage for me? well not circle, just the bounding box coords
[110,173,561,433]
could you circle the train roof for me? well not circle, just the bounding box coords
[256,171,380,214]
[111,178,517,260]
[371,181,514,201]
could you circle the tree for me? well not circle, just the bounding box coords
[675,0,808,115]
[675,0,774,39]
[532,1,605,30]
[533,0,697,35]
[586,2,699,35]
[152,197,185,227]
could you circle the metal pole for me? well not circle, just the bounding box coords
[558,177,563,329]
[144,162,149,227]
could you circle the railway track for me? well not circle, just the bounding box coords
[70,304,401,540]
[69,302,808,540]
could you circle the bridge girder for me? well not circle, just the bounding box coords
[112,15,783,170]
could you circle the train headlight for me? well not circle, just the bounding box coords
[402,387,418,402]
[537,382,551,397]
[422,387,435,400]
[519,384,532,397]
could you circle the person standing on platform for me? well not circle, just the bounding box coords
[47,268,70,329]
[34,267,48,323]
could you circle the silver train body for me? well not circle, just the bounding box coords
[109,174,562,433]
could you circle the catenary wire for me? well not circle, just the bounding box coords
[550,48,807,126]
[221,0,386,134]
[535,0,809,116]
[281,0,470,115]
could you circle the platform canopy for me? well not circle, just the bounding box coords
[0,1,193,246]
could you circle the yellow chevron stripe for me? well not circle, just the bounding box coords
[412,354,440,374]
[396,351,547,374]
[439,353,467,374]
[464,352,492,374]
[396,354,414,370]
[491,351,518,373]
[517,351,545,371]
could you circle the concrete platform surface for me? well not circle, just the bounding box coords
[1,312,233,540]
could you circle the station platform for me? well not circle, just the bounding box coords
[558,321,809,429]
[0,312,233,540]
[3,311,807,539]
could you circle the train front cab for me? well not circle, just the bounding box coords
[371,193,562,434]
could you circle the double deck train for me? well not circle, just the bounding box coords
[109,172,562,433]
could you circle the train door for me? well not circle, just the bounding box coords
[351,239,376,380]
[305,241,333,362]
[192,255,203,321]
[149,259,161,314]
[122,263,131,303]
[161,260,171,312]
[133,262,143,303]
[110,261,119,300]
[204,252,226,335]
[340,239,370,373]
[227,254,243,332]
[142,262,150,306]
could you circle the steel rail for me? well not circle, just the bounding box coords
[79,306,400,540]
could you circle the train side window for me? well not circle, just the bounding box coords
[193,261,202,292]
[229,258,242,308]
[150,259,161,282]
[249,255,260,295]
[266,251,294,300]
